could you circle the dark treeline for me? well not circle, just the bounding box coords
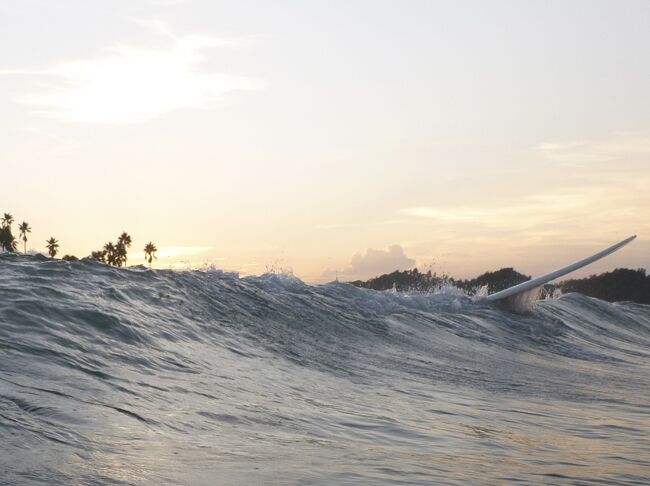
[560,268,650,304]
[90,233,158,268]
[350,268,443,292]
[349,267,530,293]
[90,232,133,267]
[455,268,531,293]
[350,267,650,304]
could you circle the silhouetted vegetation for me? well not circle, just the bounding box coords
[1,209,160,267]
[351,267,530,293]
[18,222,31,254]
[2,213,14,228]
[46,237,59,258]
[455,268,531,293]
[90,250,107,262]
[144,242,157,268]
[91,232,133,267]
[350,268,445,291]
[351,266,650,304]
[118,232,132,266]
[560,268,650,304]
[0,213,17,252]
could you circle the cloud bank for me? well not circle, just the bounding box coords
[323,245,416,282]
[536,134,650,166]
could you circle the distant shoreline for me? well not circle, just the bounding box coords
[349,267,650,305]
[2,252,648,304]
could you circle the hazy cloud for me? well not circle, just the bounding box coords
[537,134,650,166]
[1,25,261,124]
[400,191,592,227]
[322,244,416,282]
[399,180,649,248]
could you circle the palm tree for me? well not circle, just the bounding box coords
[0,226,17,252]
[104,242,117,266]
[117,232,132,266]
[1,213,14,228]
[46,237,59,258]
[115,243,126,267]
[0,213,17,252]
[118,232,132,247]
[18,222,31,254]
[144,242,157,268]
[91,250,107,263]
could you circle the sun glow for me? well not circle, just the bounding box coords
[128,246,211,263]
[0,3,647,282]
[4,31,261,124]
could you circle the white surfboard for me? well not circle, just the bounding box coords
[486,235,637,302]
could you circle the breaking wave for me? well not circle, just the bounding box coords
[1,254,649,485]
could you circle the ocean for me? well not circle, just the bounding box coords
[1,254,649,485]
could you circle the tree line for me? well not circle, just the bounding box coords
[350,266,650,304]
[1,212,158,268]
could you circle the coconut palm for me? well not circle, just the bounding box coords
[0,226,17,252]
[0,213,16,252]
[144,242,157,268]
[117,232,132,267]
[1,213,14,228]
[1,213,17,252]
[114,243,126,266]
[91,250,107,263]
[118,232,132,247]
[18,221,31,254]
[104,242,117,266]
[46,237,59,258]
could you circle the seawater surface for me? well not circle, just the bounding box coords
[1,254,649,485]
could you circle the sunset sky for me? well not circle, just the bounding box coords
[1,0,648,282]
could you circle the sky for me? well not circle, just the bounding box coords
[1,0,648,282]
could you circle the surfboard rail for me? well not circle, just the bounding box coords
[486,235,637,302]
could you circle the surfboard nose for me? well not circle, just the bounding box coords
[486,234,638,303]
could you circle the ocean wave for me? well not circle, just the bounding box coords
[1,255,649,485]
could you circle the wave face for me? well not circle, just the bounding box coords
[1,255,650,485]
